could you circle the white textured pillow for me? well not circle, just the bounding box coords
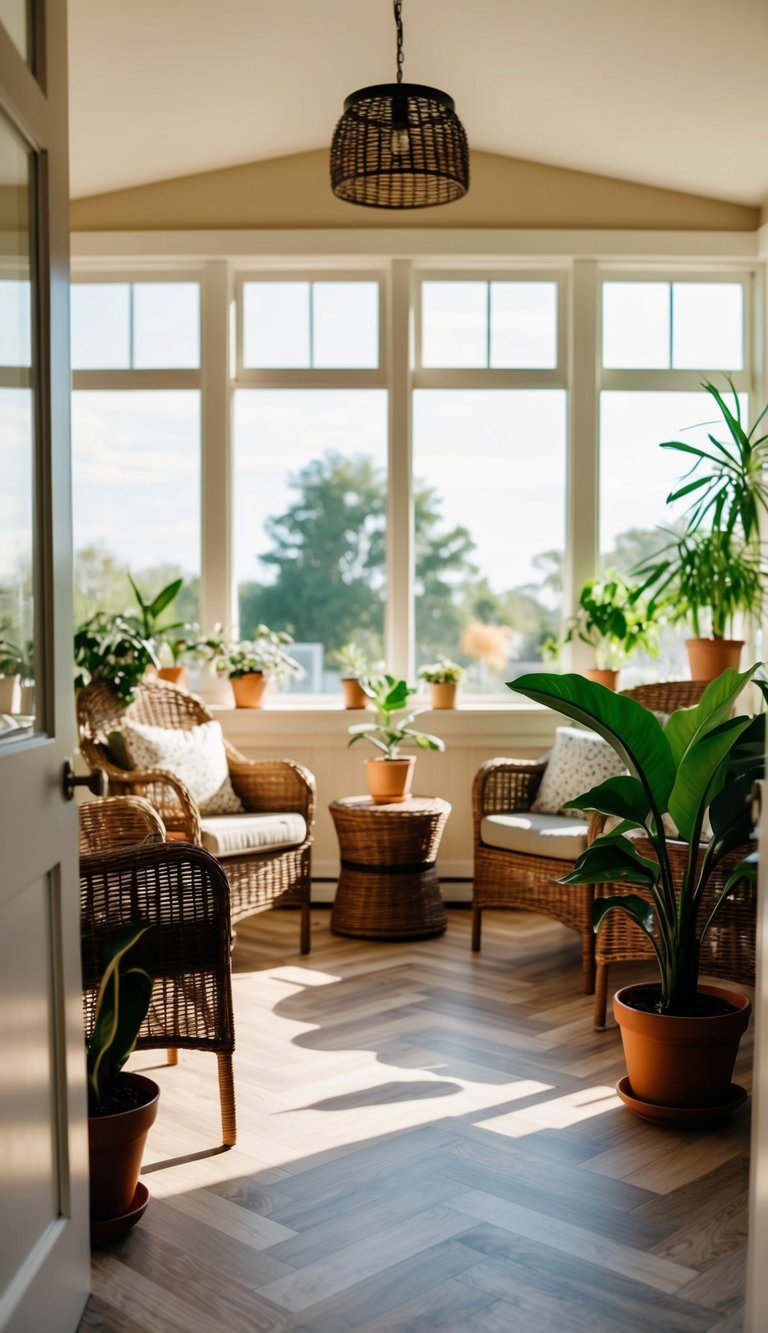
[122,718,245,816]
[532,725,627,819]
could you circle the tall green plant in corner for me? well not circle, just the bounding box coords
[509,666,761,1016]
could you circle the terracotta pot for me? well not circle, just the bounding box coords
[0,673,21,713]
[230,672,268,708]
[613,983,751,1109]
[686,638,743,682]
[88,1072,159,1224]
[364,756,416,804]
[586,668,618,690]
[428,681,458,710]
[158,665,188,689]
[341,678,368,710]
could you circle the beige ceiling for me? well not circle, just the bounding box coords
[68,0,768,207]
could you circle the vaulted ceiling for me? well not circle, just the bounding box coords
[68,0,768,206]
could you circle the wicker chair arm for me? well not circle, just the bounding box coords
[472,756,548,833]
[224,745,316,822]
[104,766,202,843]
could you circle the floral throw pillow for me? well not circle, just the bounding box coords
[122,718,245,816]
[531,725,627,820]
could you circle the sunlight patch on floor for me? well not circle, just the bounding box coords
[477,1083,621,1137]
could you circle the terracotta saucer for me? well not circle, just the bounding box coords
[616,1076,747,1127]
[90,1181,150,1245]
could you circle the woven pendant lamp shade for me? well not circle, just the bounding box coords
[330,81,469,209]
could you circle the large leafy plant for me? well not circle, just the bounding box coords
[87,921,153,1115]
[510,666,761,1016]
[74,612,159,705]
[348,675,445,759]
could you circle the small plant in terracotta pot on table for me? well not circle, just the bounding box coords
[348,674,445,803]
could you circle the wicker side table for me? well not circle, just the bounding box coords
[329,796,451,940]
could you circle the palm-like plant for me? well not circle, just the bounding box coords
[510,666,761,1016]
[348,675,445,758]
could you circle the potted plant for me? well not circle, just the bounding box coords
[128,575,191,685]
[348,675,445,803]
[74,613,159,705]
[418,656,465,709]
[562,574,661,690]
[332,641,384,710]
[0,637,33,714]
[637,378,768,680]
[155,626,200,690]
[510,664,759,1120]
[87,920,159,1240]
[215,624,304,708]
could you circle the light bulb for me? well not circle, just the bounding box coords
[390,127,410,156]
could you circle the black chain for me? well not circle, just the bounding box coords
[394,0,404,83]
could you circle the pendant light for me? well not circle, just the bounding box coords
[330,0,470,209]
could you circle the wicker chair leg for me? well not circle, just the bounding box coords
[593,963,609,1029]
[217,1052,237,1147]
[471,906,482,952]
[167,1048,178,1066]
[300,902,311,955]
[581,933,596,995]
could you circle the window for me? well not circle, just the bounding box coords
[242,280,379,369]
[602,281,743,370]
[70,279,202,626]
[421,280,558,368]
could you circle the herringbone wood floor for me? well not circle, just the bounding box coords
[78,907,752,1332]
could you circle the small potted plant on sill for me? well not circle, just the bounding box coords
[128,574,187,683]
[348,675,445,803]
[418,656,465,709]
[87,920,159,1242]
[563,574,660,690]
[636,377,768,681]
[216,624,304,708]
[74,613,159,706]
[0,636,33,714]
[510,664,760,1122]
[332,640,384,710]
[155,625,200,691]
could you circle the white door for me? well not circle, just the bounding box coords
[0,3,90,1331]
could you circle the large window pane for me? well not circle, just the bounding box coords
[0,279,31,365]
[71,284,130,370]
[234,390,388,692]
[602,282,670,368]
[672,282,743,370]
[490,282,558,368]
[599,390,747,682]
[421,282,487,367]
[71,392,201,624]
[133,282,200,368]
[413,390,566,693]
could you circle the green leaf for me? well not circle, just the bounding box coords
[668,715,754,841]
[509,672,675,821]
[148,577,183,620]
[560,835,659,887]
[97,967,153,1094]
[708,772,754,844]
[664,664,760,767]
[592,893,655,935]
[563,774,649,828]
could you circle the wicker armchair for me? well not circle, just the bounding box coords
[77,680,315,952]
[471,681,710,994]
[79,798,237,1145]
[593,840,756,1028]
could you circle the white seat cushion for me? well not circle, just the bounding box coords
[531,725,627,819]
[200,812,307,858]
[481,812,589,861]
[122,718,244,816]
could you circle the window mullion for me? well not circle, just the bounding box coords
[566,259,600,672]
[386,258,414,680]
[201,260,234,636]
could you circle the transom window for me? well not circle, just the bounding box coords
[241,280,380,369]
[420,280,558,368]
[601,280,744,371]
[71,281,201,369]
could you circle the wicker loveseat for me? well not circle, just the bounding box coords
[78,680,315,952]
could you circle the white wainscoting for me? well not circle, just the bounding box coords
[216,703,560,903]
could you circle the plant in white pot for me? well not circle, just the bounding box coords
[348,675,445,803]
[509,664,760,1122]
[418,656,465,709]
[86,921,159,1241]
[0,636,32,714]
